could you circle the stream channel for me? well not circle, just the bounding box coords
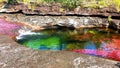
[0,14,119,62]
[16,27,120,61]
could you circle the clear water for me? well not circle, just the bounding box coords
[17,28,120,61]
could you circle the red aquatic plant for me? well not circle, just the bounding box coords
[72,49,120,61]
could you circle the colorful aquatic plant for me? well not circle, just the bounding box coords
[0,17,21,37]
[20,36,62,50]
[72,49,120,61]
[71,38,120,61]
[17,28,120,61]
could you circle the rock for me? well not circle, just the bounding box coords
[0,35,119,68]
[109,19,120,31]
[115,63,120,68]
[0,3,120,18]
[0,14,110,29]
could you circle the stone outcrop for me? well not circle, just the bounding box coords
[0,14,109,30]
[0,3,119,68]
[0,3,120,18]
[1,4,120,30]
[109,19,120,32]
[0,5,119,68]
[0,35,119,68]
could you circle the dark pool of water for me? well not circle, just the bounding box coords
[17,28,120,61]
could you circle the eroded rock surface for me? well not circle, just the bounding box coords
[0,14,109,30]
[0,35,119,68]
[0,3,120,18]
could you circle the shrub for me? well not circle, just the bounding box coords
[113,0,120,12]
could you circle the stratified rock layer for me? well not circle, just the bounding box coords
[0,14,109,29]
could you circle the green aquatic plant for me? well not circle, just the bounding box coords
[22,36,61,50]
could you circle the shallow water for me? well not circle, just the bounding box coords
[17,28,120,61]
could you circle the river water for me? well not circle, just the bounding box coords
[0,16,119,61]
[17,28,120,61]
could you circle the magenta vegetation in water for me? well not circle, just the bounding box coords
[17,28,120,61]
[0,17,22,37]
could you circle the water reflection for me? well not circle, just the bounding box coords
[17,28,120,61]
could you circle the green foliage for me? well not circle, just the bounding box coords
[108,16,112,22]
[61,0,77,10]
[98,0,106,8]
[62,0,83,10]
[7,0,18,4]
[88,30,98,35]
[44,0,54,3]
[83,0,108,8]
[0,0,120,12]
[113,0,120,12]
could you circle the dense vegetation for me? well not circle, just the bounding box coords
[0,0,120,12]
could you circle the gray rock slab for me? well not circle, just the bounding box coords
[0,14,109,29]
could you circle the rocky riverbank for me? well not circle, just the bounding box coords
[0,13,120,32]
[0,2,120,31]
[0,5,120,68]
[0,14,109,29]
